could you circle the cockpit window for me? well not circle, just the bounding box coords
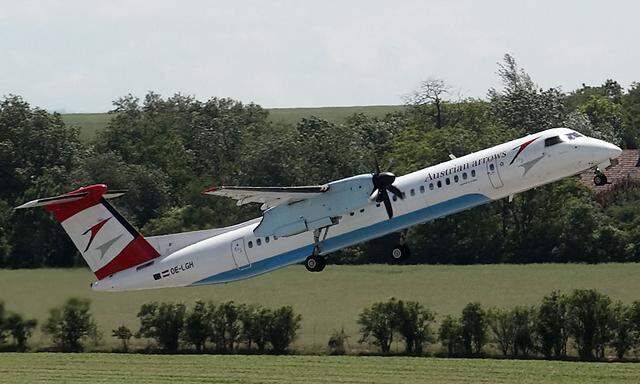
[544,136,562,147]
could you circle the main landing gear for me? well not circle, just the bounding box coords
[305,226,329,272]
[593,169,609,186]
[389,229,411,263]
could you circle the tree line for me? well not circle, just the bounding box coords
[4,289,640,361]
[2,54,640,267]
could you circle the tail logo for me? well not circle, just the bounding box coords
[509,137,539,165]
[82,217,111,252]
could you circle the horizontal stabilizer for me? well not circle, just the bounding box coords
[15,192,89,209]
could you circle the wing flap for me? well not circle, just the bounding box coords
[203,185,329,209]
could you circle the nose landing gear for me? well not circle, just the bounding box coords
[593,170,608,186]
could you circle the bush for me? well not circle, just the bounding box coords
[461,302,488,356]
[328,328,349,355]
[609,301,635,360]
[5,313,37,352]
[534,291,568,358]
[438,315,463,357]
[358,298,435,355]
[239,304,271,352]
[112,325,133,352]
[136,302,186,353]
[488,308,515,356]
[42,298,98,352]
[566,289,613,360]
[268,306,302,354]
[210,301,241,353]
[182,300,210,352]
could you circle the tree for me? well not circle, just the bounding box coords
[566,289,613,360]
[210,301,241,353]
[112,325,133,352]
[42,298,98,352]
[404,78,451,129]
[358,298,399,354]
[267,306,302,354]
[512,307,535,356]
[239,304,273,352]
[488,308,516,356]
[395,300,435,354]
[136,302,186,353]
[609,301,634,360]
[182,300,211,352]
[461,302,488,355]
[534,291,569,358]
[438,315,463,357]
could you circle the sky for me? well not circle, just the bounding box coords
[0,0,638,112]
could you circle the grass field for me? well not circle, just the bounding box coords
[0,353,638,384]
[1,264,640,352]
[61,105,404,142]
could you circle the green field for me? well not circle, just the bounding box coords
[0,353,638,384]
[1,264,640,352]
[61,105,404,142]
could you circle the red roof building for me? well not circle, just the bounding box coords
[579,149,640,193]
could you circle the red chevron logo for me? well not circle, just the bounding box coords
[82,217,111,252]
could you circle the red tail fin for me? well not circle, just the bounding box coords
[16,184,160,279]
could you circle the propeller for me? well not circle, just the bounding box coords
[370,159,404,219]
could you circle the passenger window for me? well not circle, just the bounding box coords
[257,238,262,246]
[410,189,415,196]
[376,203,381,207]
[437,181,442,188]
[463,172,467,180]
[446,178,450,185]
[471,170,476,177]
[429,183,434,190]
[265,236,270,243]
[545,136,562,147]
[248,241,253,248]
[359,208,365,213]
[420,185,425,193]
[349,212,354,216]
[489,163,495,171]
[454,175,459,183]
[392,195,397,201]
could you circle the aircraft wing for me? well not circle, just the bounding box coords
[203,185,329,210]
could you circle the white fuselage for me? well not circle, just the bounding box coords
[92,128,622,291]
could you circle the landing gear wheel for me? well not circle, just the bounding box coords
[593,173,608,186]
[389,244,410,263]
[305,255,326,272]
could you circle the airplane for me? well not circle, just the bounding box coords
[16,127,622,291]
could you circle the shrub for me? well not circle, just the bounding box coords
[488,308,515,356]
[239,304,271,352]
[358,298,399,354]
[328,328,349,355]
[461,302,488,356]
[210,301,241,353]
[267,306,302,354]
[395,300,435,354]
[136,302,186,353]
[182,300,211,352]
[438,315,463,357]
[112,325,133,352]
[609,301,635,360]
[5,313,37,352]
[512,306,535,356]
[534,291,568,358]
[358,298,435,355]
[566,289,613,360]
[42,298,98,352]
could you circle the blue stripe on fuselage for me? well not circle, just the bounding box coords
[191,193,490,286]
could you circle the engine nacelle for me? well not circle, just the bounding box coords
[254,174,373,237]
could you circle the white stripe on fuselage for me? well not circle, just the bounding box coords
[92,128,618,291]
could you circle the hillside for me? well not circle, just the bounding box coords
[61,105,405,142]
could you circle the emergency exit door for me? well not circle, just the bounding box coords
[231,238,251,269]
[486,158,504,189]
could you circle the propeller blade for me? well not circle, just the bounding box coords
[380,189,394,219]
[387,184,405,200]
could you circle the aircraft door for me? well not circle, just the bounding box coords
[486,158,504,189]
[231,238,251,269]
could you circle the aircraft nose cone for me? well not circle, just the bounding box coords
[608,143,623,159]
